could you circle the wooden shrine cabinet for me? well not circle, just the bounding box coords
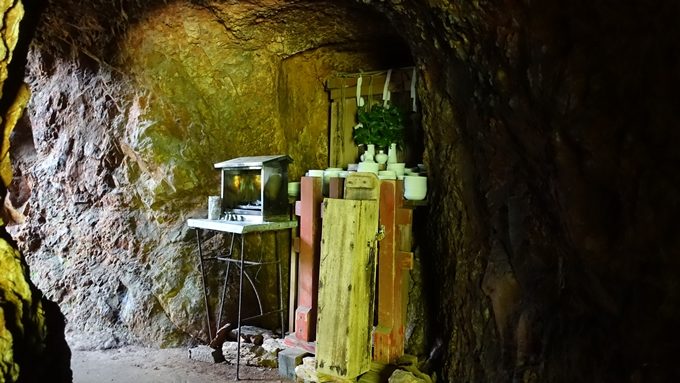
[285,174,419,377]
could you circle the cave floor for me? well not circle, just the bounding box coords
[71,345,282,383]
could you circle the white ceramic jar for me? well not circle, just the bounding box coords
[403,175,427,200]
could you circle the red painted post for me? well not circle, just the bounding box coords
[328,177,344,199]
[293,176,323,343]
[374,180,414,363]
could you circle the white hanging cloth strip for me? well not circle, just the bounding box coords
[356,75,364,107]
[410,67,417,112]
[382,69,392,107]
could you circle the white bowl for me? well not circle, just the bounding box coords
[307,169,324,177]
[404,175,427,200]
[378,170,396,180]
[357,162,379,174]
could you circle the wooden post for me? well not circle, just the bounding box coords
[288,199,300,333]
[328,177,344,199]
[293,176,323,343]
[373,180,414,363]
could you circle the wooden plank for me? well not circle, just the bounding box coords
[328,177,345,199]
[373,180,416,363]
[289,222,299,333]
[329,99,360,168]
[294,176,323,342]
[326,69,414,92]
[374,181,397,363]
[327,70,413,100]
[330,87,412,101]
[316,198,380,380]
[329,100,340,167]
[341,98,358,167]
[392,181,414,362]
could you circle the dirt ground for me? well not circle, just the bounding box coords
[71,346,284,383]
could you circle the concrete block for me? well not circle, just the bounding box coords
[278,347,311,380]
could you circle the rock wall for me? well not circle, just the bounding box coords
[8,0,411,350]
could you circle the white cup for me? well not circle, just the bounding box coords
[208,196,222,220]
[307,169,324,177]
[404,175,427,201]
[288,181,300,197]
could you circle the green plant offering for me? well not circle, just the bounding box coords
[353,102,405,148]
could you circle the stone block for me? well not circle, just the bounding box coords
[278,347,311,380]
[188,345,225,364]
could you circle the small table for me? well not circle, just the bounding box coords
[187,218,298,380]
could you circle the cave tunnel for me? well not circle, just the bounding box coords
[1,0,679,382]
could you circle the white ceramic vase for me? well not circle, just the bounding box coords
[387,143,398,164]
[361,144,376,163]
[375,150,388,166]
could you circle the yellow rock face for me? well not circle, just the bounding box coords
[0,0,27,187]
[1,1,52,382]
[0,240,36,382]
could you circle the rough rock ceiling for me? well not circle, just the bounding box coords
[34,0,401,61]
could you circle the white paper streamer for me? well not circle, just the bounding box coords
[356,75,364,107]
[410,67,417,112]
[383,69,392,107]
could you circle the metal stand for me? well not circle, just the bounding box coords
[189,218,296,380]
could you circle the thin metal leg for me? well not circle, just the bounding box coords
[196,228,213,341]
[236,234,245,380]
[276,231,285,338]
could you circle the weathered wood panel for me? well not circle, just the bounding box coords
[329,97,360,168]
[316,198,380,379]
[344,172,380,201]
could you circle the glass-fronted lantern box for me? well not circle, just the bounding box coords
[214,155,291,222]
